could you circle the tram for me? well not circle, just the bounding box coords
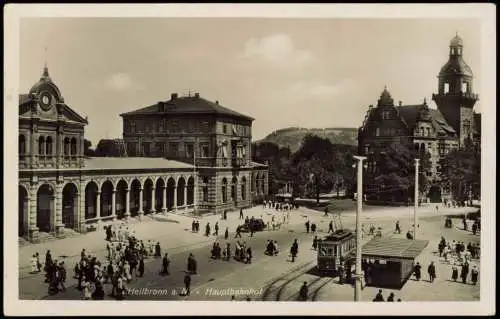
[316,229,356,274]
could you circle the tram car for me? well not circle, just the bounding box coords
[316,229,356,274]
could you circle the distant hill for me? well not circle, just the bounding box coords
[256,127,358,153]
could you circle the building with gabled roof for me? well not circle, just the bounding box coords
[18,65,268,243]
[358,34,480,203]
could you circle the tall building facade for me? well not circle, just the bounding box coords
[19,66,268,243]
[358,34,480,202]
[120,93,269,214]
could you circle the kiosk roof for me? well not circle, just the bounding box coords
[362,237,428,259]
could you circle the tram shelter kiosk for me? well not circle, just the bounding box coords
[361,237,429,289]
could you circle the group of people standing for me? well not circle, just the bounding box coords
[263,200,299,211]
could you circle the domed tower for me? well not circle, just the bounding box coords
[432,34,478,147]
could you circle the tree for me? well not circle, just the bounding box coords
[368,141,432,203]
[290,134,355,201]
[84,139,95,156]
[439,138,480,203]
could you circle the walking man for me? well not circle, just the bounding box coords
[214,222,219,236]
[299,281,308,301]
[305,220,310,234]
[234,226,242,238]
[461,262,469,284]
[471,266,479,285]
[239,208,244,220]
[161,253,170,275]
[428,261,436,283]
[328,221,334,233]
[183,272,191,296]
[290,239,299,262]
[224,227,229,240]
[395,220,401,234]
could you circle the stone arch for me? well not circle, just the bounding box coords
[64,137,70,156]
[428,185,442,203]
[46,136,53,157]
[221,177,228,203]
[166,177,176,211]
[84,181,99,220]
[19,185,29,237]
[187,176,195,205]
[19,134,26,156]
[115,179,128,219]
[231,176,238,203]
[62,182,79,229]
[201,176,209,203]
[143,178,154,214]
[241,176,247,201]
[155,177,165,212]
[100,180,114,218]
[38,136,45,155]
[130,178,142,217]
[37,183,55,232]
[177,177,186,207]
[70,137,77,156]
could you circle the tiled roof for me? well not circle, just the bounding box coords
[251,161,268,168]
[84,157,194,170]
[397,105,456,135]
[120,96,254,121]
[362,237,429,259]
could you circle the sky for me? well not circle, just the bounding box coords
[19,18,482,146]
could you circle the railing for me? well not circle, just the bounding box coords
[432,92,479,100]
[193,157,249,168]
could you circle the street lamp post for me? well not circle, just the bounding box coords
[353,155,366,302]
[414,159,420,240]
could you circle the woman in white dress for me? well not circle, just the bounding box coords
[31,254,38,273]
[123,261,132,282]
[81,276,92,300]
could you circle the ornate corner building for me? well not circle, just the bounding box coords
[357,34,481,203]
[18,66,269,243]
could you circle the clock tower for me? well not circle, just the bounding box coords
[432,34,478,147]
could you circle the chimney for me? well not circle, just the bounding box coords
[399,101,402,106]
[158,101,165,112]
[194,92,200,98]
[171,93,178,100]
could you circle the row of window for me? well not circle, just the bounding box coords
[415,127,433,137]
[19,135,78,157]
[126,119,211,135]
[374,127,402,137]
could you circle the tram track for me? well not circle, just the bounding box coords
[260,261,314,301]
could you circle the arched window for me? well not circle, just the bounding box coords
[231,177,237,202]
[241,177,247,201]
[38,136,45,156]
[64,137,70,156]
[444,83,450,94]
[19,135,26,155]
[221,178,227,203]
[70,138,77,156]
[45,136,53,158]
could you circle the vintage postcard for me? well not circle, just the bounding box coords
[3,3,496,316]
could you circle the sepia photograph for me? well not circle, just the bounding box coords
[3,3,495,316]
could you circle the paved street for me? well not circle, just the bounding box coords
[19,203,479,301]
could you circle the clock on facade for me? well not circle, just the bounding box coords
[40,93,52,111]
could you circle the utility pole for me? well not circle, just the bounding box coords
[353,155,366,302]
[414,159,420,240]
